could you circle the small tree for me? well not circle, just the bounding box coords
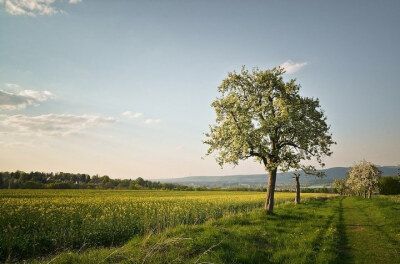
[293,173,301,204]
[293,165,325,204]
[293,167,325,204]
[347,160,381,198]
[333,178,347,196]
[204,66,335,214]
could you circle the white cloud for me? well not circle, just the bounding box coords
[122,111,143,119]
[3,0,82,16]
[0,114,116,136]
[122,111,161,125]
[280,60,308,74]
[4,0,59,16]
[19,90,53,101]
[145,118,161,125]
[0,89,54,110]
[5,83,20,89]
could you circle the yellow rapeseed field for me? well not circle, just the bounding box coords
[0,190,334,261]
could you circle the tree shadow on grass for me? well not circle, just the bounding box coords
[334,197,352,264]
[305,213,335,262]
[267,199,329,221]
[301,197,353,264]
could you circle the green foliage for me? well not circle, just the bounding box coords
[301,187,335,193]
[0,171,188,190]
[204,66,334,171]
[379,176,400,195]
[333,178,347,195]
[22,181,44,189]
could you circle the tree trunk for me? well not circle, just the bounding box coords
[294,173,300,204]
[265,168,277,214]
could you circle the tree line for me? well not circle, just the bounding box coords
[0,171,193,190]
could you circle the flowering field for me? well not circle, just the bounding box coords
[0,190,332,261]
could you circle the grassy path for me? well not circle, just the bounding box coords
[339,196,400,264]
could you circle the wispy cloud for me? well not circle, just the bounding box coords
[5,83,20,89]
[122,111,161,126]
[2,0,82,16]
[0,140,36,148]
[122,111,143,119]
[145,118,161,125]
[0,89,54,110]
[175,145,183,151]
[280,60,308,74]
[0,114,116,136]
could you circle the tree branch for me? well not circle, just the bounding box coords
[229,111,267,165]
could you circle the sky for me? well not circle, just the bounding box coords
[0,0,399,179]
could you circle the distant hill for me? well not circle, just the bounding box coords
[156,166,398,188]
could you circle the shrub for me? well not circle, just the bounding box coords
[379,176,400,195]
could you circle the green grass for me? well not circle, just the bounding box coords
[340,196,400,264]
[32,196,400,264]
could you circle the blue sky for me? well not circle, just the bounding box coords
[0,0,399,179]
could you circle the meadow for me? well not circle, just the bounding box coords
[0,190,331,262]
[34,195,400,264]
